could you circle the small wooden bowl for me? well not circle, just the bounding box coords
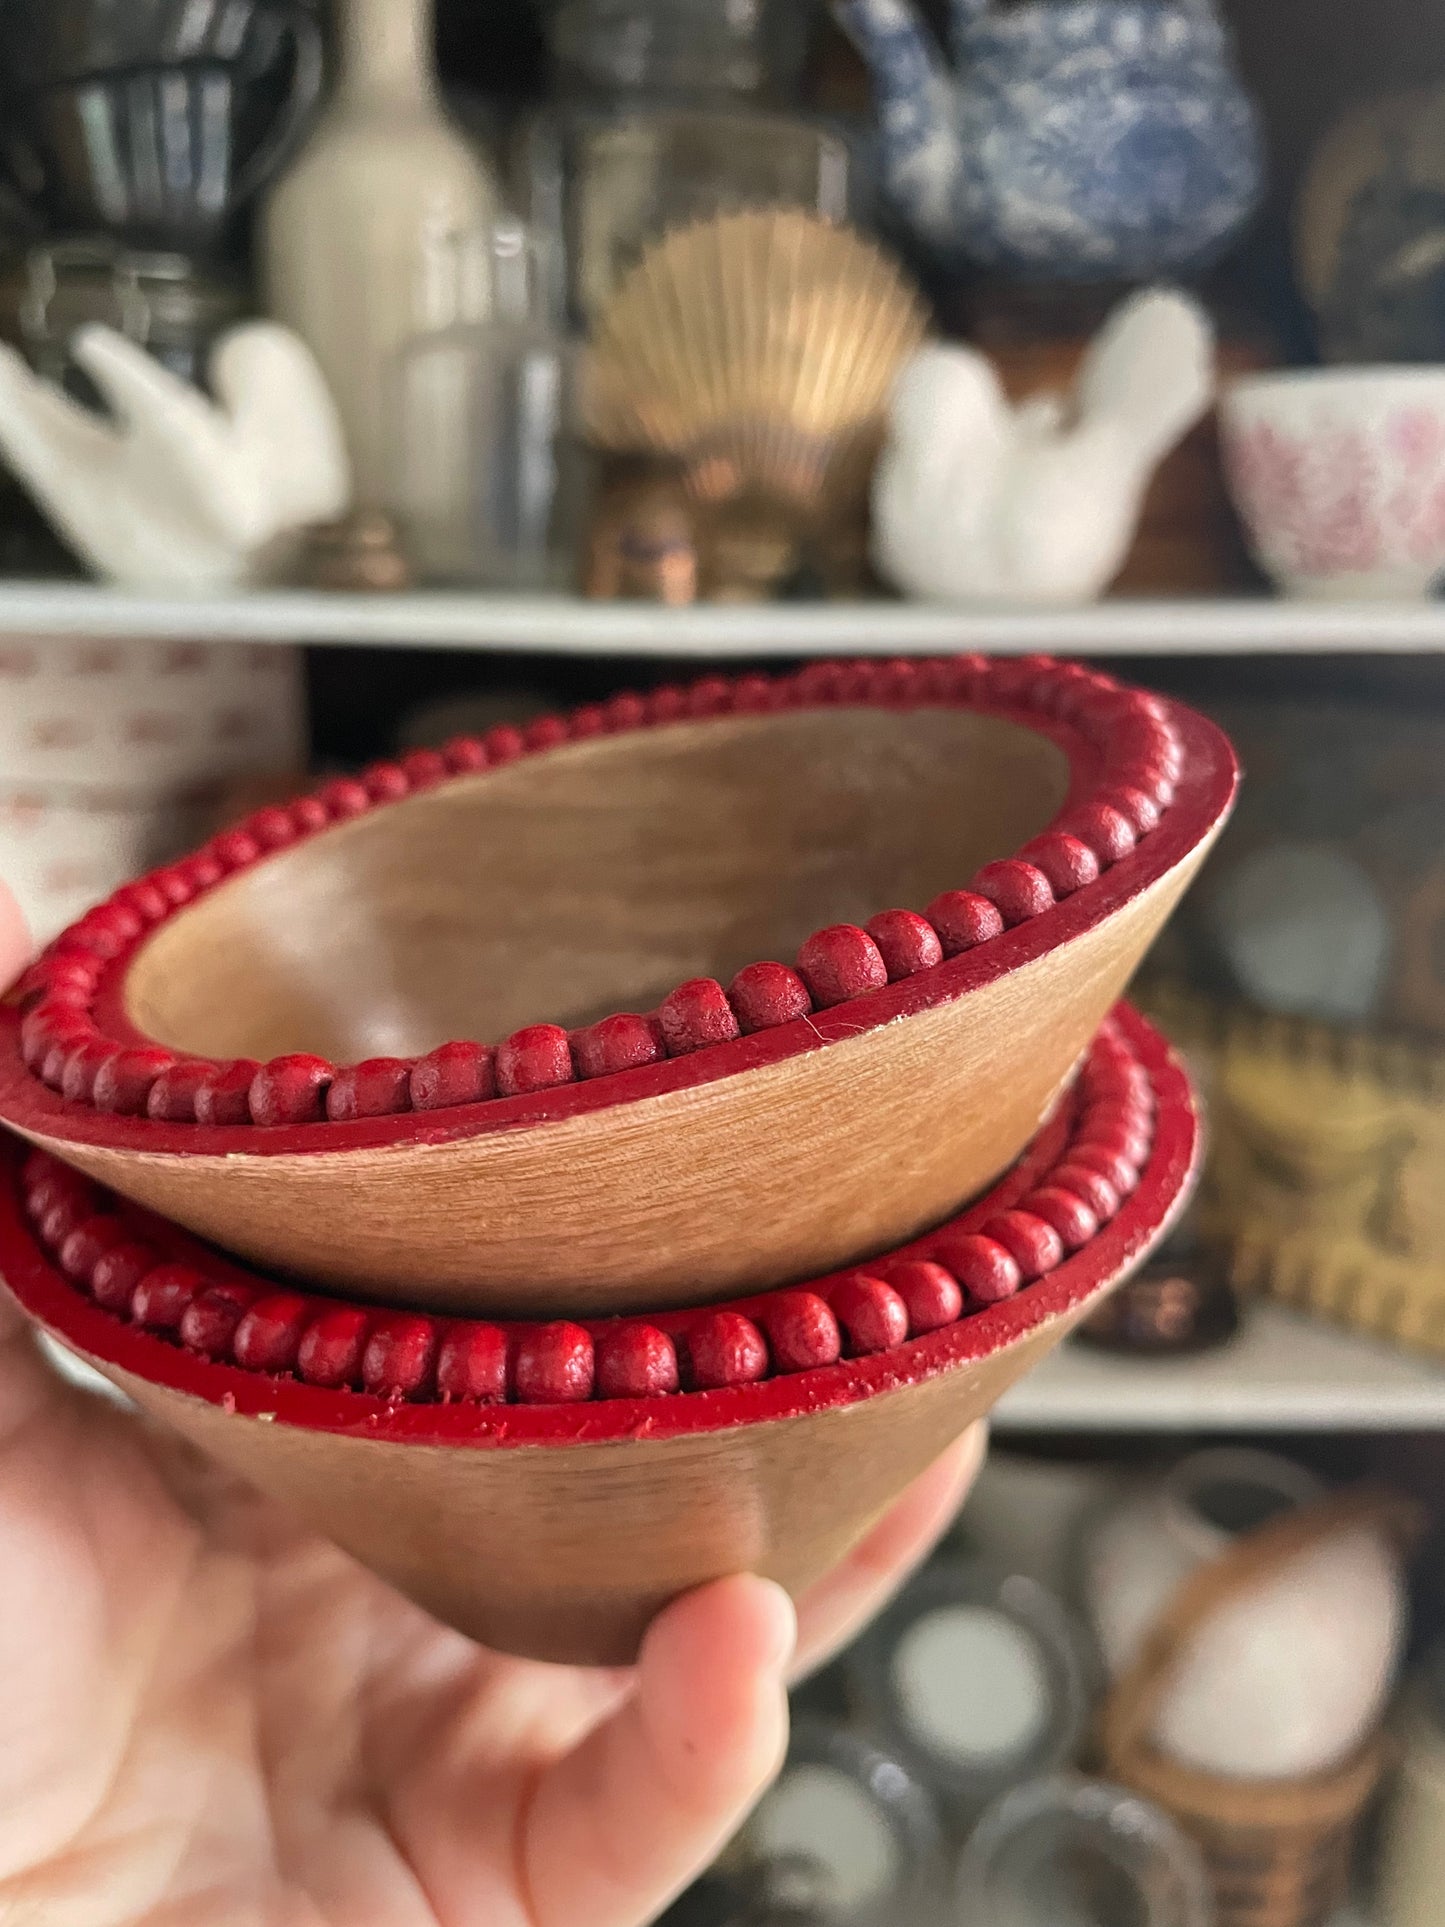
[0,658,1235,1317]
[3,1008,1199,1667]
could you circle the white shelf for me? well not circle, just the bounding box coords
[995,1305,1445,1433]
[0,582,1443,653]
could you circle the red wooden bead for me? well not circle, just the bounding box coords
[1097,784,1162,836]
[659,978,741,1054]
[131,1264,205,1331]
[87,900,143,942]
[248,806,297,851]
[881,1259,964,1333]
[515,1323,595,1404]
[732,674,776,713]
[290,796,331,835]
[58,1215,124,1283]
[830,1275,910,1355]
[762,1291,843,1373]
[115,879,170,923]
[152,865,197,908]
[1020,1186,1100,1253]
[326,1058,414,1121]
[40,954,101,996]
[796,926,888,1007]
[985,656,1047,706]
[602,691,647,732]
[972,859,1055,926]
[363,762,410,803]
[319,776,371,820]
[525,715,570,752]
[180,1285,258,1358]
[571,1013,664,1079]
[925,890,1005,957]
[232,1293,311,1373]
[685,675,733,717]
[60,1036,114,1105]
[1020,832,1102,898]
[147,1059,215,1122]
[298,1307,370,1388]
[20,1005,86,1072]
[596,1324,680,1399]
[1062,802,1137,865]
[193,1059,264,1126]
[1050,1162,1122,1224]
[1068,1144,1142,1196]
[570,703,607,737]
[211,828,260,870]
[90,1242,158,1313]
[728,961,813,1033]
[688,1310,768,1389]
[442,734,489,773]
[177,851,226,892]
[1079,1120,1153,1171]
[363,1316,439,1400]
[933,1233,1023,1306]
[25,1170,75,1222]
[400,748,449,790]
[495,1024,575,1096]
[1115,759,1176,810]
[94,1048,176,1116]
[20,1148,57,1191]
[1086,1099,1154,1141]
[40,1194,92,1247]
[647,684,687,723]
[981,1210,1065,1280]
[410,1041,497,1111]
[41,1033,92,1091]
[250,1055,333,1126]
[435,1323,508,1402]
[865,909,945,981]
[42,979,97,1010]
[483,723,526,764]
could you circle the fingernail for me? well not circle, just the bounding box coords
[756,1579,798,1672]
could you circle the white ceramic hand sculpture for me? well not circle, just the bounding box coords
[0,323,351,592]
[872,287,1216,606]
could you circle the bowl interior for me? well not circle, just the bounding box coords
[124,708,1069,1063]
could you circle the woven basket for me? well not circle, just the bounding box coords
[1099,1489,1418,1927]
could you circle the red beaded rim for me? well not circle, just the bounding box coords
[1,656,1228,1158]
[1,1006,1200,1445]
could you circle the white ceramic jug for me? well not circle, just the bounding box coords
[1084,1449,1408,1780]
[260,0,501,511]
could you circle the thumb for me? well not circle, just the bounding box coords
[524,1575,795,1927]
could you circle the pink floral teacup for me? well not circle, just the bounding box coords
[1221,368,1445,599]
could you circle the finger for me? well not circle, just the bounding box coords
[523,1575,795,1927]
[791,1423,987,1681]
[0,876,28,986]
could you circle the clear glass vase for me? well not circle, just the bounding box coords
[389,222,585,587]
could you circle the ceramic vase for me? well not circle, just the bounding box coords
[834,0,1263,281]
[1084,1449,1408,1780]
[260,0,502,511]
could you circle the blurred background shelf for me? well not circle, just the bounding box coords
[995,1305,1445,1434]
[0,583,1444,653]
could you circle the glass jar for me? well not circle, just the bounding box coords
[545,0,815,105]
[954,1777,1213,1927]
[517,103,850,326]
[389,222,585,587]
[0,240,249,393]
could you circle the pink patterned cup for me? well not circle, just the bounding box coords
[1221,368,1445,599]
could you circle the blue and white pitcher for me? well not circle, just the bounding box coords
[834,0,1264,280]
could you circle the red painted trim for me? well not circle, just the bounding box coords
[1,1007,1199,1446]
[0,658,1235,1161]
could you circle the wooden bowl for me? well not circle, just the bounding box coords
[0,657,1235,1317]
[2,1006,1199,1666]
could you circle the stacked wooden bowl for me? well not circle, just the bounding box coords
[0,656,1236,1664]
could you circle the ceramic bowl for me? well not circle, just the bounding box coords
[1,1006,1201,1666]
[0,658,1235,1318]
[1220,367,1445,599]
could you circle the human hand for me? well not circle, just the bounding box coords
[0,885,984,1927]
